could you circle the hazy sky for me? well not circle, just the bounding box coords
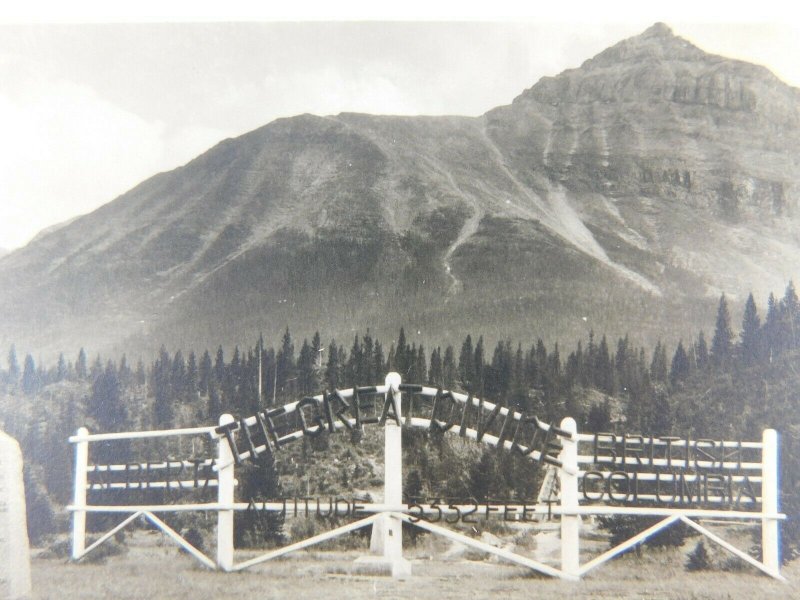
[1,13,799,250]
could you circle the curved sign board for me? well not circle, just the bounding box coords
[213,383,572,472]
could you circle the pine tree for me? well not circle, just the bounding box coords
[615,336,630,374]
[764,292,779,360]
[345,335,362,386]
[373,341,385,380]
[262,346,276,404]
[199,350,212,396]
[311,331,322,361]
[153,346,174,427]
[172,350,187,402]
[686,540,711,571]
[362,331,375,384]
[650,341,668,383]
[21,354,38,395]
[415,344,427,383]
[524,344,538,389]
[395,328,408,375]
[711,294,734,368]
[118,354,132,387]
[428,347,442,386]
[407,344,418,382]
[458,335,474,390]
[135,359,146,386]
[337,345,347,386]
[214,346,225,384]
[297,339,317,394]
[473,336,485,395]
[222,348,239,410]
[56,353,67,382]
[535,339,548,387]
[695,331,709,370]
[276,328,295,399]
[587,400,611,433]
[90,355,103,380]
[90,360,125,431]
[7,344,19,384]
[509,343,527,411]
[782,281,799,350]
[670,341,691,385]
[740,292,762,366]
[325,341,340,389]
[595,335,613,394]
[442,345,456,389]
[75,348,87,380]
[187,351,199,400]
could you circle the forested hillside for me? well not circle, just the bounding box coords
[2,283,799,558]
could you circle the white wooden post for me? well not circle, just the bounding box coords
[558,417,580,578]
[383,373,404,565]
[71,426,89,560]
[762,428,780,573]
[360,373,410,578]
[217,414,235,571]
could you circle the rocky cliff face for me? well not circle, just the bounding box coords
[1,23,798,359]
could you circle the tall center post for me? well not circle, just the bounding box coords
[359,372,411,578]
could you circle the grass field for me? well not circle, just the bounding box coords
[29,529,800,600]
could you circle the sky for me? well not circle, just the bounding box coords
[1,3,799,251]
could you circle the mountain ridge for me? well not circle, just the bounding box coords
[2,23,798,359]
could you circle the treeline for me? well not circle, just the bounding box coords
[2,283,800,554]
[6,283,800,435]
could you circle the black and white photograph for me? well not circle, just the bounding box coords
[1,3,800,598]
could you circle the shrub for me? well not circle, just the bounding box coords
[686,540,711,571]
[597,515,689,554]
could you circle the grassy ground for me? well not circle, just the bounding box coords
[30,529,799,600]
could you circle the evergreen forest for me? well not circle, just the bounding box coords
[2,284,800,562]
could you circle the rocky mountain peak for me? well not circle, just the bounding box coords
[582,21,704,68]
[2,24,799,359]
[642,22,674,37]
[508,22,797,119]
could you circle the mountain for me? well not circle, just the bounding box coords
[1,23,799,360]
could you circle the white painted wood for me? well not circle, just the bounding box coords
[0,431,32,600]
[558,417,580,577]
[761,428,781,575]
[577,515,680,576]
[64,383,785,583]
[233,514,379,571]
[69,502,225,513]
[88,458,215,472]
[87,480,220,490]
[572,432,763,448]
[69,425,216,442]
[71,426,89,561]
[67,502,784,521]
[680,516,785,581]
[576,455,763,470]
[563,505,783,519]
[577,471,762,483]
[363,373,410,578]
[74,511,143,561]
[216,414,235,571]
[142,511,216,570]
[393,512,575,580]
